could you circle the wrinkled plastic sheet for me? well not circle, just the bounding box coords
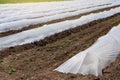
[55,24,120,76]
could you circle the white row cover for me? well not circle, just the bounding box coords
[0,7,120,50]
[55,24,120,76]
[0,2,120,33]
[0,0,115,17]
[0,3,114,23]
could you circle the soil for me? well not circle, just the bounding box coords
[0,7,120,80]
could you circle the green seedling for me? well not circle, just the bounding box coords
[0,58,3,63]
[9,68,17,74]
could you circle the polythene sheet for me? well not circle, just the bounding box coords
[55,24,120,76]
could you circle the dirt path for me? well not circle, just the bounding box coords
[0,12,120,79]
[0,5,120,37]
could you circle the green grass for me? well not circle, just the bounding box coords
[0,0,65,4]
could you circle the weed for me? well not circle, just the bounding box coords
[9,68,17,74]
[23,58,30,62]
[64,40,71,45]
[0,58,3,63]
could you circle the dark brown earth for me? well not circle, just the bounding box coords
[0,5,120,37]
[0,10,120,80]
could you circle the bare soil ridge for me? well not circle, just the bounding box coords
[0,6,120,80]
